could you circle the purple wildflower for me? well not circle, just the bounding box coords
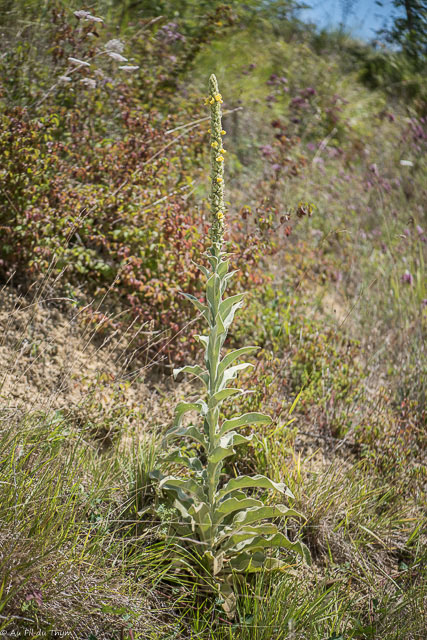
[401,270,414,285]
[260,145,274,157]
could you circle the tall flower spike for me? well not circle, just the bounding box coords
[208,74,225,247]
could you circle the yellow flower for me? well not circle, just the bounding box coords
[209,97,215,104]
[216,155,224,163]
[211,141,218,148]
[217,211,224,219]
[221,130,226,135]
[204,98,210,106]
[216,177,223,183]
[214,93,223,103]
[220,148,226,154]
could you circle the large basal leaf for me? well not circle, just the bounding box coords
[229,550,291,573]
[164,450,203,473]
[216,523,278,547]
[216,475,294,501]
[159,476,207,502]
[229,550,267,572]
[188,501,212,536]
[219,412,272,436]
[173,498,192,522]
[228,532,311,565]
[213,552,224,575]
[218,580,237,619]
[213,495,263,524]
[230,504,304,529]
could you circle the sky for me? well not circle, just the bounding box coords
[297,0,403,41]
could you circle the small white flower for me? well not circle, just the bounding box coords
[105,39,124,53]
[59,75,72,83]
[119,65,139,72]
[107,52,128,62]
[74,10,91,19]
[400,160,413,166]
[86,15,103,23]
[74,10,103,23]
[80,78,97,88]
[68,57,90,67]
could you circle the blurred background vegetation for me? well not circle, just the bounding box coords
[0,1,425,638]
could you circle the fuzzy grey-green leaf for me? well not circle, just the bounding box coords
[173,364,209,387]
[217,474,291,501]
[220,412,272,436]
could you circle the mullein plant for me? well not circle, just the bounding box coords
[153,74,310,614]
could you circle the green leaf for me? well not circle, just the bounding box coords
[192,260,210,278]
[164,450,203,472]
[217,475,294,501]
[213,551,224,575]
[173,365,209,387]
[229,550,266,572]
[219,363,253,390]
[217,258,230,278]
[230,505,304,529]
[217,300,244,335]
[208,388,243,409]
[180,292,210,322]
[195,334,209,352]
[173,401,208,427]
[207,325,222,379]
[208,432,253,464]
[221,270,238,295]
[219,293,245,322]
[230,550,290,572]
[229,533,311,565]
[206,273,221,316]
[159,476,206,501]
[173,499,191,522]
[214,496,263,524]
[219,524,279,548]
[219,581,237,619]
[188,501,212,535]
[220,412,272,436]
[164,425,207,448]
[217,346,259,380]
